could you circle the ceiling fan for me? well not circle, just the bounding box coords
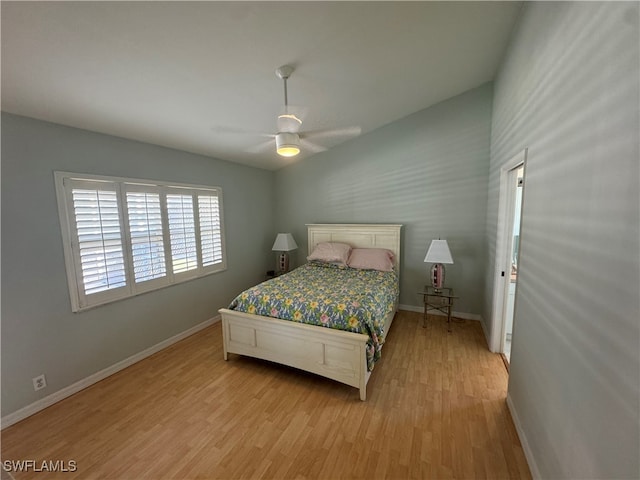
[217,65,361,158]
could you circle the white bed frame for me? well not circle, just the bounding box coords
[219,224,402,400]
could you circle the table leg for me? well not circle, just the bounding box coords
[423,303,427,328]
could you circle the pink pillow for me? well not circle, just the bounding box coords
[347,248,395,272]
[307,242,352,266]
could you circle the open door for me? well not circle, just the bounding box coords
[490,148,527,366]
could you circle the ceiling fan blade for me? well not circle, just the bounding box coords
[302,126,362,141]
[300,138,327,154]
[247,139,276,154]
[212,125,273,138]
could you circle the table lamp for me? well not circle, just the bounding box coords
[272,233,298,273]
[424,239,453,292]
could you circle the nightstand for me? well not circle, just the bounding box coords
[418,286,458,332]
[265,270,285,280]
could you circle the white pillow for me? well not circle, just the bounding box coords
[347,248,395,272]
[307,242,352,266]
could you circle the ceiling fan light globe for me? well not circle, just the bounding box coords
[276,132,300,157]
[277,146,300,157]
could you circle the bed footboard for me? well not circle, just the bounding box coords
[219,308,371,400]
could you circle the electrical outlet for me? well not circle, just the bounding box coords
[32,374,47,391]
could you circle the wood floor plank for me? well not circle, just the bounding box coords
[1,311,530,479]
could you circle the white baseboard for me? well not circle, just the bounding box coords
[398,304,483,322]
[479,316,492,349]
[1,315,220,430]
[506,393,541,479]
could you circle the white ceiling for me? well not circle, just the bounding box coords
[2,1,522,170]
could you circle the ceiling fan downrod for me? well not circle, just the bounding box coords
[276,65,294,108]
[274,66,300,157]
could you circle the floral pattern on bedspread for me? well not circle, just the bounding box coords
[228,262,398,371]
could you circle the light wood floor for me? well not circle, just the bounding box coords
[1,311,531,479]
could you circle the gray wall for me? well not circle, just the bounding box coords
[486,3,639,478]
[275,84,493,314]
[1,113,275,417]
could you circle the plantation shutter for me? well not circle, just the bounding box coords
[198,194,223,266]
[62,178,130,308]
[166,193,199,275]
[125,188,167,284]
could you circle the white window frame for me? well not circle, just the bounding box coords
[55,171,227,312]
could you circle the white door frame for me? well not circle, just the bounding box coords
[489,148,528,353]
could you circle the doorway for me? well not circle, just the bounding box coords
[491,148,527,365]
[502,165,524,362]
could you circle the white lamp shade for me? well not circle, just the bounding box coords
[272,233,298,252]
[424,239,454,264]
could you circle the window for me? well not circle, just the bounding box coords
[55,172,226,311]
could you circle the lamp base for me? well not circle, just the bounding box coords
[430,263,446,292]
[277,252,290,273]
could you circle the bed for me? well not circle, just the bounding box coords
[218,224,402,400]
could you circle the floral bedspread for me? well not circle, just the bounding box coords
[228,262,398,371]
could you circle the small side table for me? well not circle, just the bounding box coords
[418,286,458,332]
[265,270,286,280]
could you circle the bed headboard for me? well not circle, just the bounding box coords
[306,224,403,276]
